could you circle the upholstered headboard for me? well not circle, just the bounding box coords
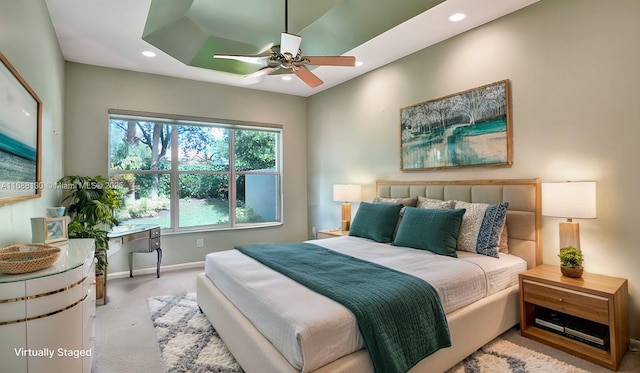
[376,179,542,269]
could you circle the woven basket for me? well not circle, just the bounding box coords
[0,244,61,274]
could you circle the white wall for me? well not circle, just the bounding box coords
[307,0,640,337]
[64,63,308,273]
[0,0,66,245]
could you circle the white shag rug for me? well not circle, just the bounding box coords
[446,338,591,373]
[147,293,244,373]
[149,293,590,373]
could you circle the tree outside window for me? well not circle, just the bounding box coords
[108,114,281,232]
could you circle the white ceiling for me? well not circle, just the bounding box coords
[44,0,538,97]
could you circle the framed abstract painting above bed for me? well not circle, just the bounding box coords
[400,80,512,171]
[197,178,542,373]
[0,51,42,206]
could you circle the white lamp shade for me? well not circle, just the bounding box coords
[333,184,362,203]
[542,181,596,219]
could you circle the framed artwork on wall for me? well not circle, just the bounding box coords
[31,217,68,244]
[400,79,512,171]
[0,51,42,205]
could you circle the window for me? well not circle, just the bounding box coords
[108,111,282,232]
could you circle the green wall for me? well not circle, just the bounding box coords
[0,0,66,245]
[307,0,640,337]
[63,63,308,273]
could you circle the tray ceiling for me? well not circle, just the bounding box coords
[142,0,444,75]
[44,0,539,97]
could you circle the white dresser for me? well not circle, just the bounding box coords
[0,239,96,373]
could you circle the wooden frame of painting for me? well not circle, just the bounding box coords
[0,52,42,205]
[400,79,512,171]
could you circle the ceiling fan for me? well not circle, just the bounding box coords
[213,0,356,88]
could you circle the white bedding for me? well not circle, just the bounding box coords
[204,236,526,372]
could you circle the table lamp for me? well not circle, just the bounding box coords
[541,181,596,250]
[333,184,362,231]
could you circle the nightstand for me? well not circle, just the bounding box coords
[519,264,629,371]
[316,229,349,239]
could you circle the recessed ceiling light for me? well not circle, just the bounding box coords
[448,13,467,22]
[142,51,156,57]
[282,76,293,81]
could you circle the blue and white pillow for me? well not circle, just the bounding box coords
[453,201,509,258]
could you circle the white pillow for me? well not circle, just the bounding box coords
[416,196,454,209]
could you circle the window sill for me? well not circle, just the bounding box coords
[160,222,283,236]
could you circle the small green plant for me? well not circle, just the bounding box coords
[558,246,584,268]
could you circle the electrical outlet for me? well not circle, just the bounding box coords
[196,239,204,248]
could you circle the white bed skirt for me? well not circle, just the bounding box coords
[196,272,520,373]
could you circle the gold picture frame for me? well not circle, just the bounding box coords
[400,79,512,171]
[31,217,68,244]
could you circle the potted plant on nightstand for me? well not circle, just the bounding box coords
[58,175,124,300]
[558,245,584,278]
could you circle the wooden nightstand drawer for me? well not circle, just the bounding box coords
[522,280,609,324]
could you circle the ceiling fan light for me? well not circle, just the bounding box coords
[355,61,364,67]
[281,76,293,81]
[281,32,302,57]
[142,51,156,57]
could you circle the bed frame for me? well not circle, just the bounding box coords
[197,179,541,373]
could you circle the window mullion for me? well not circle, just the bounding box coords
[229,130,236,227]
[277,132,283,221]
[170,125,179,231]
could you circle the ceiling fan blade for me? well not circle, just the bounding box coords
[304,56,356,67]
[214,54,270,65]
[245,66,278,79]
[293,66,323,88]
[281,32,302,57]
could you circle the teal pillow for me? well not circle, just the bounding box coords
[392,207,466,257]
[349,202,403,243]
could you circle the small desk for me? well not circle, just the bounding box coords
[108,224,162,278]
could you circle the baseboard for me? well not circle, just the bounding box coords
[108,261,205,279]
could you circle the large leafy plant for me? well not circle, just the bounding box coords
[58,175,124,273]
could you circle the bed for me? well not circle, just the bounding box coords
[197,179,542,373]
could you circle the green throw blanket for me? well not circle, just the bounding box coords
[236,242,451,373]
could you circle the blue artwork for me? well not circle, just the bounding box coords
[401,80,512,170]
[0,52,41,204]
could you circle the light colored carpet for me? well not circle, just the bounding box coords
[148,293,592,373]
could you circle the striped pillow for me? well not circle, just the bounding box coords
[453,201,509,258]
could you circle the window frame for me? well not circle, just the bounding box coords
[108,110,283,234]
